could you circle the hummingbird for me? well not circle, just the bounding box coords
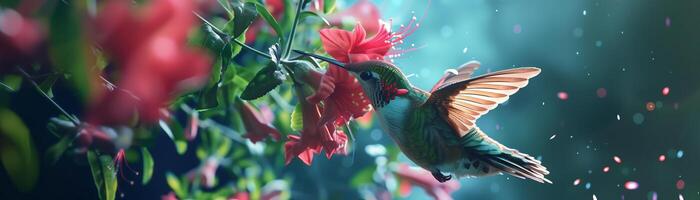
[294,50,550,184]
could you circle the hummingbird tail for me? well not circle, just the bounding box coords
[459,128,552,184]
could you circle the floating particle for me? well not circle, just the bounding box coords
[649,191,658,200]
[596,88,607,98]
[632,113,645,125]
[558,92,569,100]
[583,10,587,16]
[513,24,522,34]
[592,194,597,200]
[624,181,639,190]
[674,102,679,110]
[573,178,581,186]
[662,87,670,96]
[595,40,603,47]
[665,17,671,27]
[614,156,622,164]
[659,155,666,162]
[603,166,610,173]
[617,114,621,120]
[585,182,591,189]
[679,194,684,200]
[549,134,556,140]
[676,179,685,190]
[462,47,468,53]
[676,150,684,158]
[646,102,656,111]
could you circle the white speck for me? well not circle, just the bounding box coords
[617,114,621,120]
[495,9,499,13]
[679,194,684,200]
[593,194,597,200]
[550,134,556,140]
[542,101,545,106]
[583,10,587,16]
[462,47,468,53]
[576,51,580,55]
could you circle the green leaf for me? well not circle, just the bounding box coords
[253,1,284,43]
[159,120,187,155]
[0,109,39,192]
[300,11,331,26]
[38,74,59,98]
[240,62,285,100]
[0,75,22,92]
[324,0,336,13]
[215,137,232,158]
[45,135,72,164]
[87,151,117,200]
[231,1,258,38]
[350,166,376,187]
[166,172,187,198]
[290,103,303,131]
[141,148,154,185]
[49,2,92,102]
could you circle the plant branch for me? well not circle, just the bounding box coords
[16,67,81,125]
[283,0,305,59]
[194,11,272,60]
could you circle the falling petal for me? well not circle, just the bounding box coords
[558,92,569,100]
[676,179,685,190]
[549,134,556,140]
[603,166,610,173]
[573,178,581,186]
[624,181,639,190]
[613,156,622,164]
[662,87,670,96]
[658,155,666,162]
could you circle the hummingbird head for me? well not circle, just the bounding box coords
[294,50,412,108]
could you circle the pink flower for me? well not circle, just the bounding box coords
[328,0,382,35]
[239,101,281,143]
[161,192,178,200]
[284,77,348,165]
[394,164,460,200]
[309,21,416,127]
[88,0,212,125]
[0,8,43,69]
[228,192,249,200]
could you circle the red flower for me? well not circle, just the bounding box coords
[284,72,348,165]
[308,20,417,128]
[0,8,43,69]
[238,101,281,143]
[228,192,249,200]
[88,0,212,125]
[161,192,178,200]
[394,164,460,200]
[328,0,382,35]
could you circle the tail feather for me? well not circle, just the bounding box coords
[460,128,551,183]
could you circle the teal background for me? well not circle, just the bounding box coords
[362,0,700,199]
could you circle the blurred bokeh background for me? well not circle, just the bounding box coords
[2,0,700,200]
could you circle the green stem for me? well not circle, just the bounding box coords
[16,67,81,125]
[194,12,272,59]
[283,0,305,59]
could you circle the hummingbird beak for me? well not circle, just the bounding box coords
[292,50,346,69]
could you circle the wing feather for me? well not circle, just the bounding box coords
[427,67,541,136]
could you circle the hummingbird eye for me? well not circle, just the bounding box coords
[360,71,373,80]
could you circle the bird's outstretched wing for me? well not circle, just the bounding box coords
[426,65,541,136]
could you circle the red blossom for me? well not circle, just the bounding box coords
[0,8,43,69]
[161,192,178,200]
[88,0,212,125]
[228,192,249,200]
[239,101,281,143]
[394,164,460,200]
[328,0,382,35]
[284,77,348,165]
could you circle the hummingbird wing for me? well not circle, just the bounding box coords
[429,61,481,92]
[426,67,541,136]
